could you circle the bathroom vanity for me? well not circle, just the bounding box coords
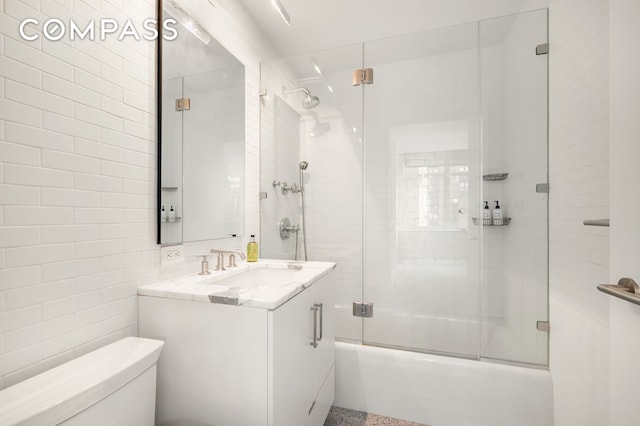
[138,260,336,426]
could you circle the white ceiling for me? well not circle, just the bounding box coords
[233,0,548,58]
[163,27,243,80]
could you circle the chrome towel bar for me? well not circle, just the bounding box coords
[597,278,640,306]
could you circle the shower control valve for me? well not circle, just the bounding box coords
[279,218,300,239]
[273,180,303,194]
[273,180,291,194]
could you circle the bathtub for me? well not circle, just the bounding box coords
[334,342,553,426]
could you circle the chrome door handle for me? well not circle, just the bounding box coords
[315,303,323,342]
[310,305,319,348]
[597,278,640,306]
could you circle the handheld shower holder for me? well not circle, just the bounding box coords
[287,183,303,194]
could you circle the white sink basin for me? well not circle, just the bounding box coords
[210,267,302,288]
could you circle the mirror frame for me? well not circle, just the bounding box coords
[155,0,163,244]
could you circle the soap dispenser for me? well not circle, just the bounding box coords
[482,201,491,225]
[160,205,167,223]
[247,234,258,262]
[168,206,176,223]
[492,201,503,225]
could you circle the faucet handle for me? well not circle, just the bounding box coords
[214,253,226,271]
[228,254,237,268]
[197,254,211,275]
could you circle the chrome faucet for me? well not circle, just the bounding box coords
[210,249,246,271]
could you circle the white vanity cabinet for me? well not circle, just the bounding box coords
[138,264,335,426]
[270,270,336,425]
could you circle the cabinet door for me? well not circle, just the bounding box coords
[270,272,337,426]
[309,273,336,423]
[311,272,336,399]
[270,285,315,426]
[139,296,269,426]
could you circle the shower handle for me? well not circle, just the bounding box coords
[279,218,300,239]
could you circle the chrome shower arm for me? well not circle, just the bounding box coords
[283,87,311,97]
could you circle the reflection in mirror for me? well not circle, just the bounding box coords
[159,0,245,245]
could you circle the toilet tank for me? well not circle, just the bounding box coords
[0,337,164,426]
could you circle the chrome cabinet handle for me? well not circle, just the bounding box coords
[310,305,319,348]
[315,303,323,342]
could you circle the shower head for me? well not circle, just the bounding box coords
[283,86,320,109]
[299,161,309,170]
[301,94,320,109]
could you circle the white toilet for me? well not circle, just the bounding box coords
[0,337,164,426]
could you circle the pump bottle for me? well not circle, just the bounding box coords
[492,201,503,225]
[482,201,491,224]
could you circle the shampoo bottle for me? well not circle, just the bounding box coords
[160,205,167,223]
[168,205,176,223]
[492,201,503,225]
[247,234,258,262]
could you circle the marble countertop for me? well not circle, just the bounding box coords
[138,259,336,310]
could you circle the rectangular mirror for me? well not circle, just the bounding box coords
[158,0,245,245]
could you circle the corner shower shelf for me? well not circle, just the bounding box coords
[472,217,511,226]
[161,187,179,191]
[483,173,508,181]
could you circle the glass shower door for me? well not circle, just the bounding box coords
[362,23,482,357]
[479,9,549,366]
[259,10,549,366]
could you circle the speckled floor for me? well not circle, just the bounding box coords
[324,406,429,426]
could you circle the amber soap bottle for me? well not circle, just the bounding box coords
[247,234,258,262]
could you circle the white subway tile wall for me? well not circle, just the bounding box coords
[0,0,270,387]
[548,0,610,424]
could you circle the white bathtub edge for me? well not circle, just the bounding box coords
[334,342,553,426]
